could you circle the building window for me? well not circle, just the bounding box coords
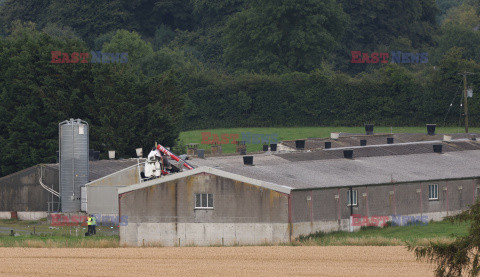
[347,190,357,206]
[429,184,438,200]
[195,193,213,209]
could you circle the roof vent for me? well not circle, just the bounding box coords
[324,141,332,149]
[197,149,205,159]
[427,124,436,136]
[295,140,305,150]
[365,124,374,135]
[387,137,394,144]
[360,139,367,146]
[136,148,143,157]
[270,144,277,151]
[236,141,246,155]
[343,149,353,159]
[433,144,443,153]
[243,156,253,165]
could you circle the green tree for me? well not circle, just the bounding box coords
[123,0,195,37]
[0,0,51,36]
[431,3,480,64]
[437,0,466,21]
[102,29,154,65]
[0,0,128,45]
[45,0,128,46]
[223,0,348,73]
[88,30,184,157]
[0,22,91,176]
[191,0,244,27]
[336,0,439,73]
[409,200,480,276]
[88,64,184,157]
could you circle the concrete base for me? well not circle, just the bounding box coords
[292,219,350,237]
[0,212,48,220]
[120,223,290,247]
[0,212,11,219]
[17,212,48,221]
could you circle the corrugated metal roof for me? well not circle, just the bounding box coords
[277,140,480,162]
[281,133,479,150]
[118,167,293,195]
[191,150,480,190]
[45,159,143,182]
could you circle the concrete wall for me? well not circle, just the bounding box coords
[0,166,59,211]
[86,165,141,215]
[17,212,48,220]
[119,173,289,246]
[0,212,12,219]
[86,186,124,215]
[120,223,290,246]
[0,212,48,220]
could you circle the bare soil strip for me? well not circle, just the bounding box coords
[0,246,433,276]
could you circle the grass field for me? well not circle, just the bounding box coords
[179,126,480,154]
[0,219,119,248]
[297,220,470,246]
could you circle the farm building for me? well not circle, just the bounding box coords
[118,135,480,246]
[0,159,141,216]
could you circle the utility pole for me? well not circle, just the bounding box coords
[458,72,475,133]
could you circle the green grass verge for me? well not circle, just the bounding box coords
[179,126,480,154]
[0,234,120,248]
[296,220,470,246]
[0,219,119,247]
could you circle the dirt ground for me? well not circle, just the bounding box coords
[0,246,434,276]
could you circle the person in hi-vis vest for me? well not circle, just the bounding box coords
[87,216,92,235]
[91,215,97,235]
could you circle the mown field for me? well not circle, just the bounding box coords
[0,246,435,276]
[179,126,480,154]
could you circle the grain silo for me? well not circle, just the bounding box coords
[59,119,89,212]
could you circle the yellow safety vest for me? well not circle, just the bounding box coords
[87,217,92,226]
[92,217,96,226]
